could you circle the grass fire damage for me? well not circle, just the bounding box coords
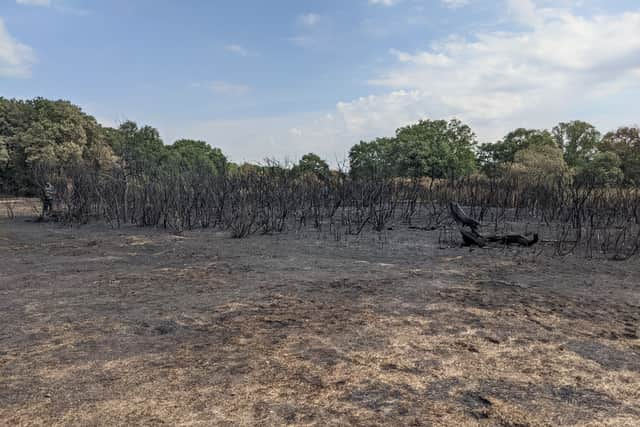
[1,95,640,426]
[6,0,640,422]
[2,138,640,425]
[2,55,640,425]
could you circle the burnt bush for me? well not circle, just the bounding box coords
[36,160,640,259]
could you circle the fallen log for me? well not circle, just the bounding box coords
[451,202,539,247]
[485,233,539,247]
[460,228,487,247]
[460,229,539,247]
[450,202,480,230]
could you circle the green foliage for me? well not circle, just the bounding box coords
[478,128,556,174]
[349,137,394,179]
[109,121,166,177]
[0,97,111,195]
[294,153,330,178]
[2,96,640,198]
[349,119,477,179]
[553,121,600,168]
[601,127,640,185]
[393,119,477,178]
[0,137,8,165]
[169,139,228,174]
[575,151,624,187]
[510,144,568,180]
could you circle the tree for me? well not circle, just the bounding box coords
[104,121,166,223]
[479,128,556,173]
[510,144,568,181]
[349,137,394,179]
[169,139,227,175]
[0,137,8,165]
[393,118,477,178]
[109,121,165,172]
[294,153,330,178]
[0,137,8,192]
[601,126,640,185]
[0,97,108,195]
[349,119,477,179]
[553,121,600,168]
[575,152,623,187]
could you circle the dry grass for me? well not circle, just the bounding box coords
[1,219,639,426]
[0,197,40,218]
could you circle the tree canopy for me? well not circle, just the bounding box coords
[553,120,601,168]
[294,153,330,178]
[349,119,477,179]
[0,97,112,194]
[2,97,639,196]
[0,98,227,195]
[478,128,556,174]
[601,126,640,185]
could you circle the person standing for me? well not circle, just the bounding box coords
[42,182,55,216]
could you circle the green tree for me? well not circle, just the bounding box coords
[0,137,8,165]
[109,121,166,177]
[0,97,109,195]
[393,118,477,178]
[601,126,640,185]
[349,137,394,178]
[294,152,330,178]
[478,128,556,173]
[169,139,227,174]
[575,151,623,187]
[510,144,568,181]
[553,121,600,168]
[104,121,166,222]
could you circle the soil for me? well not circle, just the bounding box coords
[1,209,639,426]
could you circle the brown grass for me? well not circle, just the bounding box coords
[0,197,40,218]
[1,219,639,426]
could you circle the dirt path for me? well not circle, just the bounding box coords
[1,219,639,426]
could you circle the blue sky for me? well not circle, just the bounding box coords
[1,0,640,164]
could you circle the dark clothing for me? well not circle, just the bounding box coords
[43,198,52,215]
[42,183,55,216]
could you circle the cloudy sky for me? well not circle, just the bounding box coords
[2,0,639,164]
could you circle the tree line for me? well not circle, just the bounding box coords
[2,97,639,258]
[350,119,640,187]
[1,97,639,198]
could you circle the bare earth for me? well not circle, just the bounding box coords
[1,213,639,426]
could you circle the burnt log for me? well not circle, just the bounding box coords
[461,228,487,247]
[461,230,539,247]
[485,233,539,247]
[450,202,480,230]
[450,202,538,247]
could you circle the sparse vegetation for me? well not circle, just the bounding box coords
[2,97,640,258]
[2,97,640,426]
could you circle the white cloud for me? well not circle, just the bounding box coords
[16,0,51,6]
[290,14,324,48]
[159,113,352,166]
[0,18,36,78]
[369,0,401,6]
[506,0,543,26]
[193,81,250,96]
[441,0,470,8]
[298,13,320,27]
[225,44,250,57]
[158,1,640,165]
[16,0,90,15]
[335,3,640,141]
